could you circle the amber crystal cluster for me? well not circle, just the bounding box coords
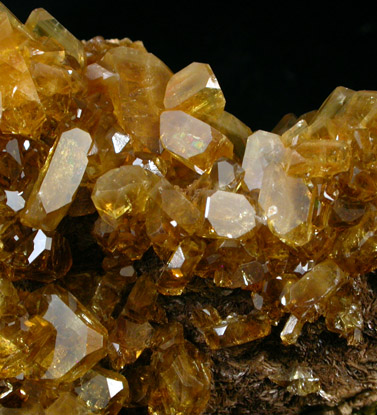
[0,2,376,414]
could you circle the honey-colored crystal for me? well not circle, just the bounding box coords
[23,285,108,383]
[192,305,271,349]
[2,4,377,414]
[164,62,225,122]
[157,237,205,295]
[75,366,129,414]
[0,11,46,137]
[283,260,347,321]
[91,165,154,225]
[108,317,153,369]
[149,325,211,415]
[101,46,172,153]
[25,8,86,67]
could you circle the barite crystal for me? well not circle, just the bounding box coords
[163,62,225,122]
[0,3,377,414]
[21,128,92,231]
[160,110,233,173]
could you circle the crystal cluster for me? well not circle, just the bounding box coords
[0,2,374,414]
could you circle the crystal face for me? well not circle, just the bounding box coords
[0,3,376,415]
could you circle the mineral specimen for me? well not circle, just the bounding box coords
[0,2,377,415]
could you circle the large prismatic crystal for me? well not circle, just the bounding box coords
[0,2,377,415]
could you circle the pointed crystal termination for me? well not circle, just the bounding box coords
[160,110,233,174]
[0,10,46,137]
[164,62,225,122]
[157,237,205,295]
[24,285,108,383]
[21,128,92,231]
[209,111,251,159]
[25,8,86,67]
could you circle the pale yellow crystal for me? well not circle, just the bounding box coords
[205,190,256,239]
[280,314,305,345]
[258,163,312,246]
[21,128,92,231]
[242,130,285,191]
[160,110,233,173]
[164,62,225,121]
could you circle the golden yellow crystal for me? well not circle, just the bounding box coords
[1,4,377,414]
[75,366,129,414]
[149,323,211,415]
[108,317,153,369]
[21,128,92,231]
[192,305,271,349]
[101,46,172,153]
[164,62,225,121]
[157,237,205,295]
[91,165,154,226]
[23,285,108,383]
[25,8,86,67]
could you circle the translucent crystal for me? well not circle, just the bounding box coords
[101,46,172,153]
[164,62,225,121]
[258,163,312,246]
[242,130,285,191]
[205,190,257,239]
[24,285,108,383]
[21,128,92,231]
[26,8,86,67]
[149,335,211,415]
[91,165,154,225]
[192,305,271,349]
[160,110,233,173]
[75,366,129,414]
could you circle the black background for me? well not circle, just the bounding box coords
[11,1,377,131]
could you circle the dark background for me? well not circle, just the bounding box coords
[11,1,377,131]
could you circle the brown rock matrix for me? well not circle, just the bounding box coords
[0,3,377,415]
